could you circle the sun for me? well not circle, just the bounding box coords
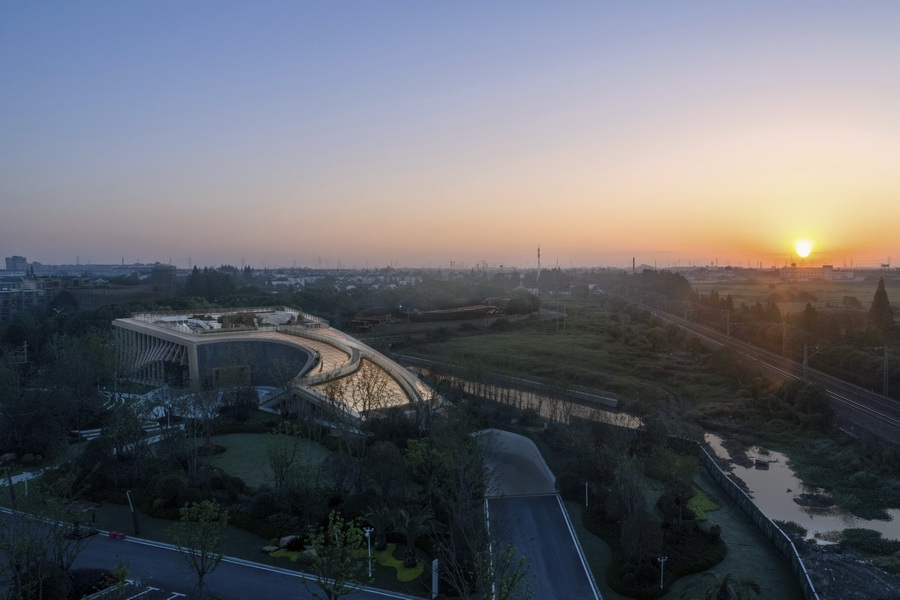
[794,239,814,258]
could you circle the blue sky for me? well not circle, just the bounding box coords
[3,2,899,268]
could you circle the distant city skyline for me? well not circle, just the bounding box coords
[3,2,898,270]
[2,251,891,272]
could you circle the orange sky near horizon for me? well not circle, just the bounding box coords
[2,3,898,270]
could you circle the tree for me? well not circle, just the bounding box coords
[868,277,894,337]
[365,441,407,504]
[396,508,432,569]
[0,469,93,600]
[306,511,367,600]
[620,510,663,565]
[170,500,229,599]
[0,509,65,599]
[266,421,303,495]
[364,505,394,552]
[800,302,818,337]
[471,545,533,600]
[704,573,761,600]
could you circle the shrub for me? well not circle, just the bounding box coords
[848,470,879,489]
[155,473,186,505]
[842,528,900,556]
[230,510,282,540]
[556,471,582,501]
[686,488,719,521]
[284,534,307,551]
[322,435,343,453]
[634,562,656,583]
[774,520,807,541]
[519,407,541,427]
[873,555,900,573]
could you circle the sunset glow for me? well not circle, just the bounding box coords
[1,3,899,269]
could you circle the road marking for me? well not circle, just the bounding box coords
[555,495,603,600]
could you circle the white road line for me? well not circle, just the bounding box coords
[555,495,603,600]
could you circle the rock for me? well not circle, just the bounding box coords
[279,535,299,548]
[262,545,279,553]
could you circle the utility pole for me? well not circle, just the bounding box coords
[803,343,809,382]
[884,346,889,397]
[657,556,667,590]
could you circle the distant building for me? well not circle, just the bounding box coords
[148,262,177,295]
[0,276,59,321]
[779,264,855,281]
[4,256,27,272]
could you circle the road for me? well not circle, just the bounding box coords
[482,433,601,600]
[650,308,900,443]
[488,495,599,600]
[70,532,422,600]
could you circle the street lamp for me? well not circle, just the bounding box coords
[657,556,667,590]
[364,527,374,577]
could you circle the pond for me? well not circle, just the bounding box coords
[435,371,900,543]
[705,433,900,542]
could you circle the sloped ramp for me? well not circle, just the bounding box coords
[477,429,602,600]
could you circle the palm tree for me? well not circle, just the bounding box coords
[364,506,394,552]
[705,573,761,600]
[396,508,432,569]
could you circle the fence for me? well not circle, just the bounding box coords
[667,437,821,600]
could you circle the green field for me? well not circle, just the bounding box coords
[205,433,331,488]
[692,277,900,317]
[405,299,741,417]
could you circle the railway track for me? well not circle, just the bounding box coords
[650,308,900,443]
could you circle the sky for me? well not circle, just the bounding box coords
[2,2,899,270]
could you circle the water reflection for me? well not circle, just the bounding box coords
[428,368,900,542]
[705,433,900,541]
[433,373,642,429]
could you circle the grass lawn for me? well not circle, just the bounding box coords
[269,542,429,596]
[204,433,331,488]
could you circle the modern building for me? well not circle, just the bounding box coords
[113,306,438,421]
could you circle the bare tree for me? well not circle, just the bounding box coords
[0,470,94,599]
[347,360,392,420]
[170,500,229,599]
[266,421,303,495]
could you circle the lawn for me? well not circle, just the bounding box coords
[270,543,429,596]
[205,433,331,488]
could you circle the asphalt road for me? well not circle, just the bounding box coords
[482,432,601,600]
[72,533,421,600]
[488,495,600,600]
